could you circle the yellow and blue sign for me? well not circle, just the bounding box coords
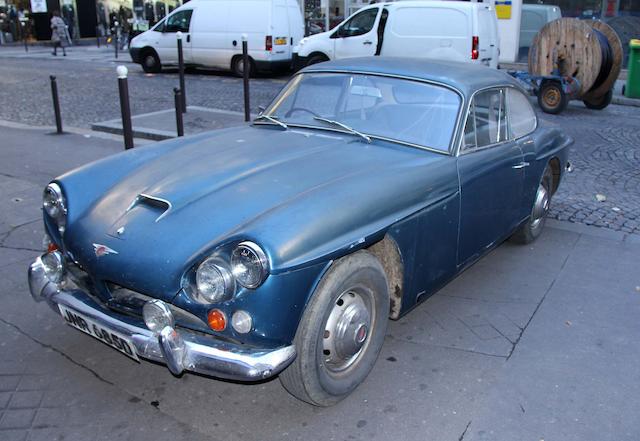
[495,0,512,19]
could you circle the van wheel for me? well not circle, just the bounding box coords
[141,50,161,73]
[306,54,329,67]
[231,56,255,77]
[279,251,389,406]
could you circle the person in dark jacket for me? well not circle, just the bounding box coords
[50,10,67,56]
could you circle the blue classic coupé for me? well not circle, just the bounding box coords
[28,58,572,406]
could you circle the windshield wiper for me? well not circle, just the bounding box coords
[254,114,288,130]
[313,117,372,143]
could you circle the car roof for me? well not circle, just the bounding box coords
[301,57,522,98]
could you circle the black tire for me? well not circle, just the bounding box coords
[306,54,329,67]
[141,49,161,73]
[279,251,389,406]
[583,89,613,110]
[537,81,568,114]
[510,166,554,244]
[231,55,255,78]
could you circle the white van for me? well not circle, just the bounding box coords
[294,1,500,70]
[129,0,304,76]
[519,4,562,60]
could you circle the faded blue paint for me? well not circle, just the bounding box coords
[46,58,572,349]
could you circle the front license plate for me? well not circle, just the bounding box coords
[58,305,140,362]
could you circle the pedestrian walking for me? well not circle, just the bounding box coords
[50,10,67,56]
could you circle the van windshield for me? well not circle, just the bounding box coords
[264,72,461,152]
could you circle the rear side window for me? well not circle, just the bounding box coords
[507,89,537,138]
[462,88,507,151]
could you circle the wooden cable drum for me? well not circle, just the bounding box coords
[528,18,622,100]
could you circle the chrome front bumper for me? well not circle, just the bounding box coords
[28,255,296,381]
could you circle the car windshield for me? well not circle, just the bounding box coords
[264,72,461,152]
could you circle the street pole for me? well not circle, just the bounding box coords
[117,66,134,149]
[174,88,184,137]
[50,76,63,134]
[22,22,28,52]
[242,34,250,122]
[96,25,100,48]
[176,31,186,113]
[114,21,119,59]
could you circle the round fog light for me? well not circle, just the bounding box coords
[143,300,174,333]
[41,251,65,284]
[231,310,253,334]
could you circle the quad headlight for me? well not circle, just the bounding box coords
[43,183,67,230]
[231,241,269,289]
[195,257,235,303]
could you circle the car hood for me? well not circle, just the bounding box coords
[62,126,454,300]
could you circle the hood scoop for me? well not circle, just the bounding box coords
[126,193,172,222]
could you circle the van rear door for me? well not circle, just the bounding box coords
[272,0,292,58]
[478,6,499,68]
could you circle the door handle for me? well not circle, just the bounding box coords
[186,34,190,43]
[363,40,373,45]
[512,162,530,169]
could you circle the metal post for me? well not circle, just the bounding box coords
[50,76,63,134]
[117,66,134,149]
[96,25,100,48]
[242,34,250,122]
[176,31,186,113]
[22,22,28,52]
[174,88,184,137]
[114,21,119,59]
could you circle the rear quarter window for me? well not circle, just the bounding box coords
[507,88,537,139]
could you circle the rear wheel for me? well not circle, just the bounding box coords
[537,81,568,114]
[279,251,389,406]
[231,55,255,77]
[510,166,553,244]
[141,49,161,73]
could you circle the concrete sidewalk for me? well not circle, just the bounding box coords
[1,124,639,441]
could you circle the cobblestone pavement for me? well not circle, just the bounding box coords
[0,51,638,235]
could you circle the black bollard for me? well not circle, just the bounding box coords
[242,35,250,122]
[174,88,184,137]
[177,32,186,113]
[50,76,63,134]
[117,66,134,149]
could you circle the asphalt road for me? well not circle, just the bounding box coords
[1,124,639,441]
[0,47,638,235]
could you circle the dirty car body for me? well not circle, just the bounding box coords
[28,58,572,405]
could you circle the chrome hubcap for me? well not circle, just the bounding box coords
[144,55,155,68]
[531,182,550,230]
[323,288,372,373]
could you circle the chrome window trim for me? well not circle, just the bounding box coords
[265,69,466,156]
[456,85,531,157]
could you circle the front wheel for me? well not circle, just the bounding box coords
[279,251,389,406]
[141,50,161,73]
[510,166,553,244]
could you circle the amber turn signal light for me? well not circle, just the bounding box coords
[207,309,227,331]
